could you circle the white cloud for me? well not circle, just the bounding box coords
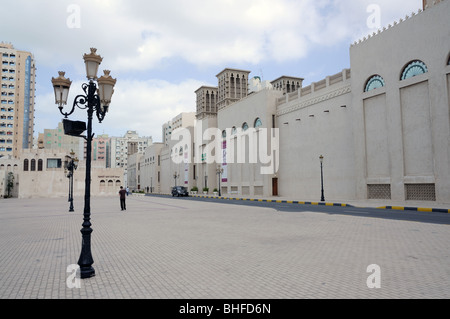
[5,0,423,142]
[1,0,423,71]
[35,78,204,142]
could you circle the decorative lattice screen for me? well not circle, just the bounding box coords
[405,184,436,201]
[367,184,391,200]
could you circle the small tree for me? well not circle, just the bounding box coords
[6,172,14,198]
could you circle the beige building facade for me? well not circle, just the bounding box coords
[0,43,36,159]
[38,121,84,158]
[0,148,124,199]
[134,1,449,204]
[349,0,450,202]
[137,113,195,194]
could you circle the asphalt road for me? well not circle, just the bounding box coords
[148,194,450,226]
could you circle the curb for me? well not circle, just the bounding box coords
[144,193,450,214]
[376,206,450,214]
[191,195,352,208]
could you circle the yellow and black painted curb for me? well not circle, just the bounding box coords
[190,195,351,207]
[144,193,450,214]
[376,206,450,214]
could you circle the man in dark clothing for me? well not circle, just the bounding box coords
[119,186,127,211]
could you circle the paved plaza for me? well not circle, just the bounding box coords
[0,195,449,299]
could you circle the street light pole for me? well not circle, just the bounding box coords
[174,172,179,187]
[320,155,325,202]
[216,165,223,197]
[65,150,78,212]
[52,48,116,279]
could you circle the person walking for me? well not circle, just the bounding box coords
[119,186,127,211]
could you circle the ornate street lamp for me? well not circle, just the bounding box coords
[64,150,79,212]
[52,48,116,279]
[216,165,223,197]
[319,155,325,202]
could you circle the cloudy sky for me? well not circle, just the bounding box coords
[1,0,422,142]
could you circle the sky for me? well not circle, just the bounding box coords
[1,0,422,142]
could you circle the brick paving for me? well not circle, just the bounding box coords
[0,195,449,299]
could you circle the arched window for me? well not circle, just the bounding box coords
[401,60,428,80]
[179,147,183,156]
[231,127,237,135]
[38,159,43,171]
[242,122,249,131]
[364,75,385,92]
[222,130,227,139]
[108,180,114,187]
[254,118,263,128]
[24,159,29,171]
[30,159,36,171]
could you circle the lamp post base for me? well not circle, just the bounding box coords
[79,266,95,279]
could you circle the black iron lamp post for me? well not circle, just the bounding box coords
[64,150,79,212]
[52,48,116,279]
[173,172,179,187]
[216,165,223,197]
[319,155,325,202]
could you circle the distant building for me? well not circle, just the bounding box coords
[0,148,124,198]
[110,130,152,187]
[137,113,195,193]
[84,134,111,168]
[0,43,36,158]
[37,121,83,158]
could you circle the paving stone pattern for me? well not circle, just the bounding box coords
[0,196,449,299]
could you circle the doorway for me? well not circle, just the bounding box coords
[272,178,278,196]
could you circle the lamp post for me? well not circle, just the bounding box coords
[216,165,223,197]
[64,150,79,212]
[52,48,116,279]
[173,172,179,187]
[319,155,325,202]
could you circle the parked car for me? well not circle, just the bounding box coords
[171,186,189,197]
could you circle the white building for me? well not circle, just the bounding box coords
[110,130,152,187]
[130,1,450,204]
[136,113,195,194]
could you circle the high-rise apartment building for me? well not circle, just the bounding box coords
[110,130,152,169]
[0,43,36,158]
[83,134,111,168]
[110,130,152,187]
